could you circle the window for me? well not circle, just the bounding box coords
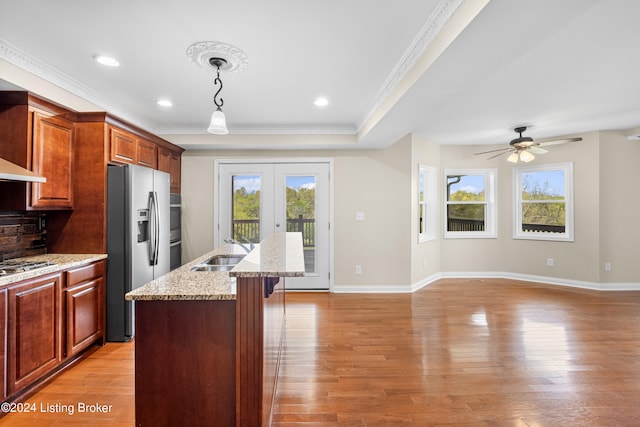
[444,169,497,238]
[418,165,437,242]
[513,162,573,241]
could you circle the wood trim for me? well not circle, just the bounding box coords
[235,277,265,426]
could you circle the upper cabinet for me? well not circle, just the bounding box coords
[31,111,75,208]
[0,92,75,210]
[109,127,137,164]
[137,138,158,169]
[109,126,158,169]
[157,147,181,193]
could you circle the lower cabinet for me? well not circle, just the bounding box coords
[64,261,105,357]
[7,273,62,396]
[1,260,106,400]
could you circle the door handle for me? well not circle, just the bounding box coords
[275,223,280,228]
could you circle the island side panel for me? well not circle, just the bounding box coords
[235,276,265,426]
[135,300,236,426]
[235,276,287,426]
[263,277,285,426]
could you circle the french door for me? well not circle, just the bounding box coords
[217,161,331,290]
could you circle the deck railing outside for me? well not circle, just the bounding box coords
[446,218,565,233]
[233,215,315,246]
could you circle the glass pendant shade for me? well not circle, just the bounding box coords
[507,152,519,163]
[519,150,535,162]
[207,107,228,134]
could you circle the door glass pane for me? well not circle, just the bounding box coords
[285,175,316,274]
[232,175,261,244]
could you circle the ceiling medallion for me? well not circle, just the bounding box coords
[186,41,248,74]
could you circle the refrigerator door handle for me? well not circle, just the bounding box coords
[149,191,159,266]
[153,191,160,265]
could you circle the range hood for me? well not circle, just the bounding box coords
[0,158,46,183]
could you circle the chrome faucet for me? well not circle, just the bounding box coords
[224,236,255,253]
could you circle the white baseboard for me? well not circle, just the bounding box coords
[331,271,640,293]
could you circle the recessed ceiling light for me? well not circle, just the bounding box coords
[157,99,173,107]
[314,97,329,107]
[95,55,120,67]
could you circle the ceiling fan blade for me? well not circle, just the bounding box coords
[537,137,582,147]
[487,150,511,160]
[474,147,511,155]
[528,146,548,155]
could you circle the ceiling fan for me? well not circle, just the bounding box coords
[475,126,582,163]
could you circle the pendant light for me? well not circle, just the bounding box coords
[186,41,249,135]
[207,57,229,135]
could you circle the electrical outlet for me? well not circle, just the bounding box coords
[356,211,365,221]
[605,262,612,272]
[355,265,362,275]
[546,258,554,267]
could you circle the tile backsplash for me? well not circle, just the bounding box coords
[0,212,47,261]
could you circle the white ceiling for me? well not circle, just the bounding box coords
[1,0,640,151]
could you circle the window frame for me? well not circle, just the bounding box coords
[443,168,497,239]
[418,164,437,243]
[512,162,574,242]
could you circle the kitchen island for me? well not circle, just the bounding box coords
[126,232,304,427]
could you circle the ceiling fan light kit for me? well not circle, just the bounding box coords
[476,126,582,163]
[186,41,248,135]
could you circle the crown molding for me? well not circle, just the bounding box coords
[357,0,466,132]
[157,123,357,135]
[0,38,158,133]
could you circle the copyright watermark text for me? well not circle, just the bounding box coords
[1,401,113,415]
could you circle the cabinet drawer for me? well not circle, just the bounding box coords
[65,261,105,287]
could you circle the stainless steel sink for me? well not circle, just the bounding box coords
[205,255,245,265]
[191,264,236,272]
[191,254,245,272]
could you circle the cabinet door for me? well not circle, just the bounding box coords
[65,277,103,357]
[30,111,74,209]
[110,127,137,164]
[158,148,181,193]
[7,273,62,395]
[137,138,157,168]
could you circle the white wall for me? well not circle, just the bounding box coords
[410,135,441,285]
[180,128,640,292]
[179,137,412,291]
[599,131,640,284]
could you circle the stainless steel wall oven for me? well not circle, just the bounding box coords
[169,193,181,270]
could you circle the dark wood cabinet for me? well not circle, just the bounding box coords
[137,138,157,169]
[110,126,159,169]
[30,111,74,209]
[0,92,75,210]
[64,260,105,358]
[109,127,137,164]
[6,273,62,395]
[157,147,181,193]
[0,260,105,402]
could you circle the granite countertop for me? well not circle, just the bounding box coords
[0,253,108,287]
[126,232,305,301]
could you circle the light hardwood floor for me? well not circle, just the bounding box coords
[2,278,640,426]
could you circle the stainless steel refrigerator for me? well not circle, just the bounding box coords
[106,164,170,341]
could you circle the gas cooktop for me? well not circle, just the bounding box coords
[0,260,56,276]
